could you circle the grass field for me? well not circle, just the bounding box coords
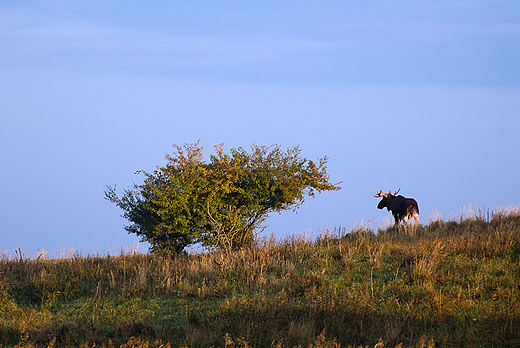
[1,208,520,347]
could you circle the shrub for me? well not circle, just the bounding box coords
[105,142,340,254]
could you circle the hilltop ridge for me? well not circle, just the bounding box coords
[1,209,519,347]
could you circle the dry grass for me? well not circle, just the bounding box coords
[1,208,519,347]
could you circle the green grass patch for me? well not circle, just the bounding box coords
[1,209,520,347]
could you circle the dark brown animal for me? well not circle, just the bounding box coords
[374,189,419,225]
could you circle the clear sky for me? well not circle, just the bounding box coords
[1,1,519,258]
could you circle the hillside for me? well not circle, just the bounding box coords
[1,209,520,348]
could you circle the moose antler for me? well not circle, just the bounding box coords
[374,189,401,197]
[373,190,387,198]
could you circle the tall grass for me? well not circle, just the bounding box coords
[1,208,519,347]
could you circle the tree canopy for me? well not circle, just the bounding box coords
[105,142,341,254]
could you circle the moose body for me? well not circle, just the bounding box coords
[374,189,419,225]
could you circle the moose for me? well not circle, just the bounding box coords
[374,189,419,225]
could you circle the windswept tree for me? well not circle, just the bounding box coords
[105,142,340,254]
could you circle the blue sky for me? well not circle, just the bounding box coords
[1,1,519,257]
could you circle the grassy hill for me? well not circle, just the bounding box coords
[1,209,520,348]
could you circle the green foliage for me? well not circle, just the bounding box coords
[105,142,340,254]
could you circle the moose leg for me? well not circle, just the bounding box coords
[393,213,401,225]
